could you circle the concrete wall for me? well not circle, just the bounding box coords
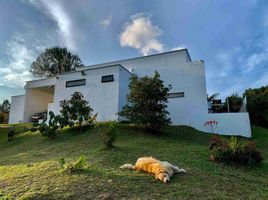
[184,113,251,138]
[53,65,129,122]
[23,87,54,122]
[89,51,208,126]
[9,95,25,124]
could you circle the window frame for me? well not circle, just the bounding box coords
[101,74,114,83]
[167,92,185,98]
[65,79,86,88]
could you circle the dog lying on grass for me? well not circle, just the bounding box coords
[120,157,186,183]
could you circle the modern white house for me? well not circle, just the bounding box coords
[9,49,251,137]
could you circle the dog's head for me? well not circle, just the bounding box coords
[156,172,170,183]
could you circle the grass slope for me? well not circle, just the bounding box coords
[0,124,267,200]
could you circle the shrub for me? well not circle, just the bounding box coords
[224,93,243,112]
[58,155,88,173]
[119,71,171,133]
[60,92,93,131]
[209,135,263,165]
[39,111,60,139]
[102,122,118,149]
[244,86,268,128]
[0,113,5,124]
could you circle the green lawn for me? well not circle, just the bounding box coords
[0,124,267,200]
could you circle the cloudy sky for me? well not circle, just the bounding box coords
[0,0,268,102]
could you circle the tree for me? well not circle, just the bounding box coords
[60,92,93,130]
[244,86,268,128]
[224,93,243,112]
[119,71,171,133]
[30,47,84,78]
[0,99,10,113]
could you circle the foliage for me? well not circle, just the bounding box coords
[60,92,93,131]
[119,71,171,133]
[0,113,5,124]
[0,192,10,200]
[30,46,84,78]
[102,122,118,149]
[244,86,268,128]
[209,135,263,165]
[0,99,10,113]
[207,93,219,102]
[39,111,61,139]
[204,120,218,134]
[224,93,243,112]
[58,155,88,173]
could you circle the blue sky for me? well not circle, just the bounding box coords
[0,0,268,102]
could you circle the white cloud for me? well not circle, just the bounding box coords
[25,0,76,50]
[242,51,268,73]
[119,13,164,56]
[0,31,53,88]
[101,15,112,27]
[171,45,186,51]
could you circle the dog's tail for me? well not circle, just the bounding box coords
[119,163,135,170]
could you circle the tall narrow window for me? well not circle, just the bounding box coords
[167,92,184,98]
[66,79,86,87]
[101,75,114,83]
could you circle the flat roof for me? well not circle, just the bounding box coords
[81,48,191,71]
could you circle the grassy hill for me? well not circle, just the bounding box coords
[0,124,267,200]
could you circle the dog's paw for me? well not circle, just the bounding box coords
[180,168,186,173]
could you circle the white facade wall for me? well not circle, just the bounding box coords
[86,50,208,125]
[23,88,54,122]
[187,113,251,138]
[9,95,25,124]
[52,65,130,122]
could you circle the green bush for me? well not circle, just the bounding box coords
[39,111,61,139]
[58,155,88,173]
[244,86,268,128]
[119,71,171,133]
[209,135,263,165]
[224,93,243,112]
[0,113,5,124]
[102,122,118,149]
[60,92,93,131]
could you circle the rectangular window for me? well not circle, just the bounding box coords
[66,79,86,88]
[167,92,185,98]
[101,75,114,83]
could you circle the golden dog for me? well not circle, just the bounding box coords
[120,157,186,183]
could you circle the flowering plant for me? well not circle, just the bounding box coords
[204,120,218,134]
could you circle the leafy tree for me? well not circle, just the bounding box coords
[207,93,219,102]
[224,93,243,112]
[60,92,93,130]
[30,46,84,78]
[0,113,5,124]
[119,71,171,133]
[0,99,10,113]
[244,86,268,128]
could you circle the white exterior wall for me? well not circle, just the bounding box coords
[187,113,251,138]
[9,95,25,124]
[87,50,208,125]
[23,88,54,122]
[53,65,129,122]
[118,67,131,114]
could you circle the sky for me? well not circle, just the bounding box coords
[0,0,268,102]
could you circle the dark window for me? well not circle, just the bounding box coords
[167,92,184,98]
[101,75,114,83]
[66,79,86,87]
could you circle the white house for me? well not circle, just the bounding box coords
[9,49,251,137]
